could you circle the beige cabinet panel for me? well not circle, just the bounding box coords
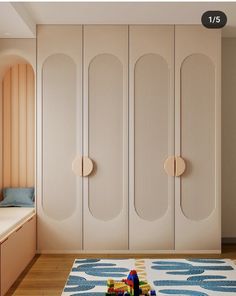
[37,25,83,252]
[129,25,174,250]
[222,39,236,238]
[175,26,221,251]
[83,25,128,250]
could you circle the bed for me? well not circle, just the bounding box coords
[0,207,36,296]
[0,207,35,240]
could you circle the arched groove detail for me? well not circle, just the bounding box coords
[88,53,124,221]
[180,53,215,221]
[134,53,169,221]
[42,54,77,220]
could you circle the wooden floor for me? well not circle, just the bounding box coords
[6,244,236,296]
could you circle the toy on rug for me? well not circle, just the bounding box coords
[106,270,156,296]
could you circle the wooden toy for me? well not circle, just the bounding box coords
[106,270,156,296]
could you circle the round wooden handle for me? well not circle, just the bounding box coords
[175,156,186,177]
[83,156,94,177]
[164,156,175,177]
[72,156,94,177]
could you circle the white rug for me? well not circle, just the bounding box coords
[62,258,236,296]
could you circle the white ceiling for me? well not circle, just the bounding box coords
[1,2,236,38]
[0,2,35,38]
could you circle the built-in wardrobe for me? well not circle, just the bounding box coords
[37,25,221,253]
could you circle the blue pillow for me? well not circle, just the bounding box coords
[0,187,35,207]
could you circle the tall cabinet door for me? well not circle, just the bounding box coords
[129,26,175,250]
[83,26,129,250]
[37,26,83,252]
[175,26,221,251]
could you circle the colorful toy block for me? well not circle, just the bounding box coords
[107,279,115,288]
[106,270,156,296]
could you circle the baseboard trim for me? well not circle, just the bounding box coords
[36,249,221,255]
[222,237,236,244]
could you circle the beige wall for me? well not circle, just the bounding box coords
[37,25,83,252]
[222,38,236,238]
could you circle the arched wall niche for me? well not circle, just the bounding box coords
[0,54,35,200]
[0,55,34,80]
[0,38,36,77]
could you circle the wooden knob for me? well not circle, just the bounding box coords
[175,156,186,177]
[164,156,175,177]
[72,156,82,176]
[83,156,94,177]
[72,156,94,177]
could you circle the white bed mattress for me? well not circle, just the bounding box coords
[0,207,35,240]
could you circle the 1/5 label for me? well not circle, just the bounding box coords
[202,11,227,28]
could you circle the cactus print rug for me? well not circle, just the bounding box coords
[62,258,236,296]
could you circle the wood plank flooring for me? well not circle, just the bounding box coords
[5,244,236,296]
